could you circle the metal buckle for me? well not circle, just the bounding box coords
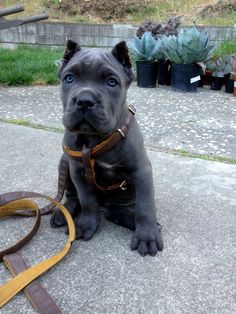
[128,106,136,115]
[118,128,125,138]
[120,180,127,191]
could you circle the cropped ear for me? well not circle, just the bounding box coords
[57,39,81,78]
[111,41,135,82]
[63,39,81,62]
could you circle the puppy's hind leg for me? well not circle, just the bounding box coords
[105,204,135,231]
[50,171,81,227]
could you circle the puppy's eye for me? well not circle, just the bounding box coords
[64,74,74,84]
[106,78,118,87]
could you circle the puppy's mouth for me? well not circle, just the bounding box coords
[65,118,103,135]
[63,103,112,135]
[77,120,99,134]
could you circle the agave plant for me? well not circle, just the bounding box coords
[159,26,215,64]
[129,31,163,62]
[206,55,233,77]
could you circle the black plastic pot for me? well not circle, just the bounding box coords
[136,61,159,88]
[211,77,224,91]
[198,76,204,87]
[225,78,234,93]
[158,59,171,86]
[171,63,201,92]
[203,70,212,86]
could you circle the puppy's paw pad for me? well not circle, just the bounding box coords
[148,241,158,256]
[138,241,148,256]
[131,222,163,256]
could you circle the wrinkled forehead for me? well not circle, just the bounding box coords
[62,48,121,74]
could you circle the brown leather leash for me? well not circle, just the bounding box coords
[63,105,136,191]
[0,156,71,313]
[0,105,136,312]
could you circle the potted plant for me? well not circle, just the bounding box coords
[136,17,182,86]
[129,31,161,88]
[157,53,172,86]
[225,56,236,93]
[159,25,214,92]
[205,55,232,90]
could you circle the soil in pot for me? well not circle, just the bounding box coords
[136,61,159,88]
[211,77,224,91]
[171,63,201,92]
[158,60,171,86]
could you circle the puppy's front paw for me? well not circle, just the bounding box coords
[131,222,163,256]
[74,212,100,241]
[50,199,80,228]
[50,209,66,227]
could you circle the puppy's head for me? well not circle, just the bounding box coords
[58,39,134,135]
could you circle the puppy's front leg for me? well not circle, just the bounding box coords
[131,156,163,256]
[70,160,100,241]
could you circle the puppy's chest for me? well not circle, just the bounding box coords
[95,160,122,179]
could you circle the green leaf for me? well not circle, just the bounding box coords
[129,31,161,61]
[159,25,215,64]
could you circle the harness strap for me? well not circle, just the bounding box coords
[63,106,136,191]
[82,146,95,186]
[82,148,127,191]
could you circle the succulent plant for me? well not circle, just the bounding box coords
[129,31,162,62]
[159,25,215,64]
[206,55,233,77]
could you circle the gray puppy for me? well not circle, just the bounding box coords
[51,39,163,256]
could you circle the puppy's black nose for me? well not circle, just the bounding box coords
[76,95,95,110]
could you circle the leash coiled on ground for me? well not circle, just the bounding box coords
[0,155,73,313]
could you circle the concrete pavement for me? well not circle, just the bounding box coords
[0,84,235,158]
[0,84,236,313]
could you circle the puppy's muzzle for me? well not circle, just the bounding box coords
[76,95,95,111]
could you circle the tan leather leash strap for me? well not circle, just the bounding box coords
[0,198,63,313]
[0,191,75,309]
[0,154,69,260]
[4,253,63,314]
[0,198,40,260]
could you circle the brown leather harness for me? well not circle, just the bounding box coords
[63,105,136,192]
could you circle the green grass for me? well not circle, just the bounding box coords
[175,149,236,164]
[0,45,62,86]
[149,146,236,164]
[2,118,236,165]
[0,118,64,133]
[198,10,236,26]
[1,0,235,25]
[212,40,236,57]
